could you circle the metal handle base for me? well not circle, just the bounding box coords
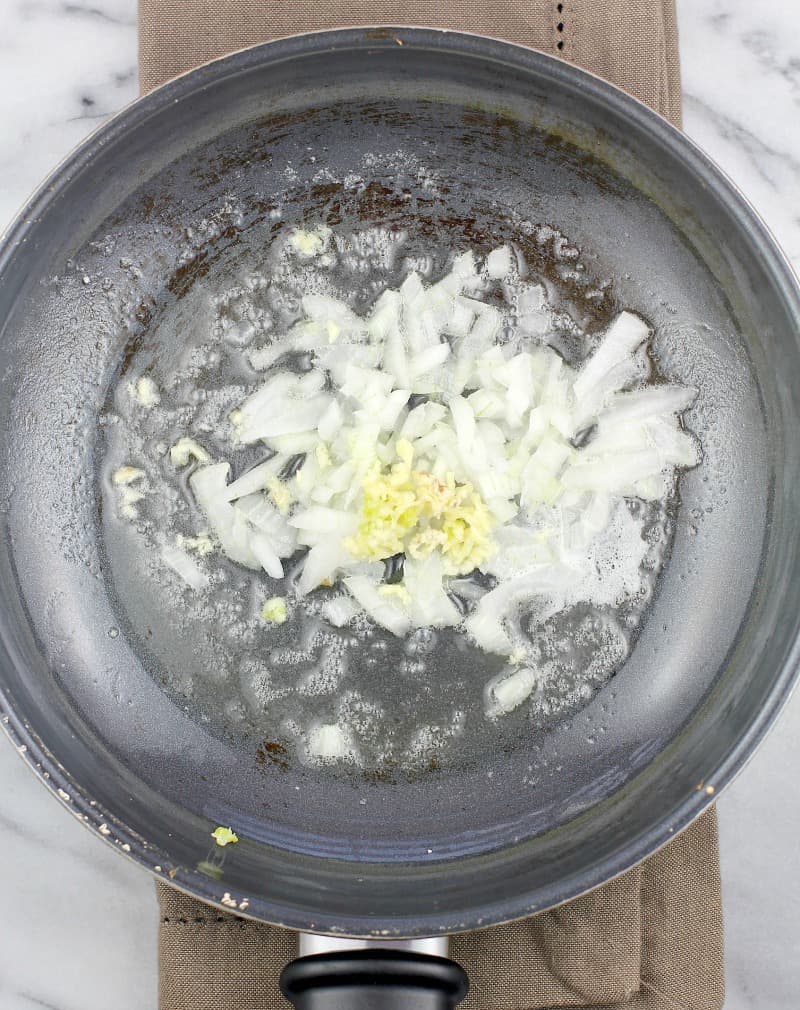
[280,949,468,1010]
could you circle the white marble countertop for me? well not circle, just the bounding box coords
[1,1,799,1007]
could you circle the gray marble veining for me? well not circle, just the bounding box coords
[0,0,799,1007]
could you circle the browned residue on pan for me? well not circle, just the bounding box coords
[256,739,290,773]
[166,223,240,299]
[117,316,147,378]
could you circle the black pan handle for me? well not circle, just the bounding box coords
[280,949,469,1010]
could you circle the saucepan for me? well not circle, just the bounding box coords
[1,28,799,1008]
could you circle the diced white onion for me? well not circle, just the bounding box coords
[404,555,462,629]
[321,595,361,627]
[161,544,208,590]
[298,541,353,595]
[485,666,537,718]
[223,457,286,501]
[248,530,284,578]
[170,248,698,683]
[344,576,411,636]
[486,245,513,280]
[189,463,260,569]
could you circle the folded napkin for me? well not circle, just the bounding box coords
[139,0,681,126]
[157,812,722,1010]
[141,3,722,1007]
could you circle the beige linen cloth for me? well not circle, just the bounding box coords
[141,3,722,1007]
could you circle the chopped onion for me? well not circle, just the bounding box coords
[298,542,352,595]
[444,298,475,338]
[561,450,664,493]
[234,494,296,556]
[322,595,361,627]
[118,486,145,520]
[516,284,550,337]
[318,400,344,441]
[133,376,160,407]
[171,247,699,680]
[290,506,359,538]
[378,389,411,430]
[466,565,574,654]
[599,384,697,425]
[403,555,461,629]
[302,292,365,335]
[485,665,537,718]
[161,543,208,590]
[306,723,354,762]
[409,342,450,380]
[250,532,284,579]
[344,575,411,636]
[248,341,289,372]
[267,432,320,454]
[482,524,554,579]
[235,371,330,443]
[448,395,476,449]
[399,402,447,441]
[381,319,412,388]
[573,312,649,400]
[368,290,402,339]
[189,463,260,569]
[486,245,513,280]
[571,312,650,427]
[239,394,331,443]
[223,456,286,501]
[644,417,701,467]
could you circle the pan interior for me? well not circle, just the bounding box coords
[0,34,795,929]
[97,184,681,781]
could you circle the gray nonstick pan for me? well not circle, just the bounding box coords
[1,27,799,1007]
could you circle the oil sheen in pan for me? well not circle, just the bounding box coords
[98,220,679,777]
